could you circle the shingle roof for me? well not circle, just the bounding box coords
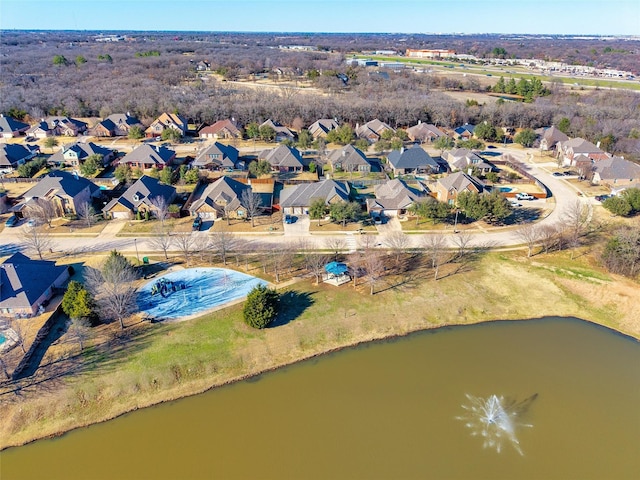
[262,145,304,168]
[594,156,640,181]
[199,119,242,137]
[193,142,239,168]
[454,123,475,135]
[327,145,371,168]
[0,116,30,135]
[0,144,39,168]
[120,144,175,166]
[23,170,100,200]
[437,171,485,193]
[559,138,603,154]
[387,145,439,170]
[308,119,339,137]
[280,180,350,208]
[103,175,176,213]
[189,176,251,213]
[49,142,114,164]
[368,178,426,210]
[406,123,445,140]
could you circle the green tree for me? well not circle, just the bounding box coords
[62,281,96,322]
[309,198,327,226]
[474,122,498,141]
[259,125,276,142]
[557,117,571,135]
[602,196,632,216]
[114,164,133,184]
[505,78,518,95]
[456,138,485,150]
[184,168,200,184]
[457,190,511,224]
[245,122,260,140]
[53,55,68,66]
[248,159,272,177]
[514,128,537,148]
[354,138,370,151]
[621,188,640,213]
[147,166,160,179]
[75,55,87,66]
[308,161,317,174]
[97,54,113,63]
[243,284,279,329]
[329,200,360,227]
[80,154,102,177]
[433,136,455,154]
[43,136,59,152]
[409,197,451,226]
[159,166,174,185]
[327,124,354,145]
[492,76,506,93]
[161,128,182,143]
[296,130,312,149]
[4,108,27,120]
[128,125,144,140]
[485,171,500,184]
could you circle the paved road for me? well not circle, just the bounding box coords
[0,149,590,257]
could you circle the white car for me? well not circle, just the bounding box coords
[515,193,534,201]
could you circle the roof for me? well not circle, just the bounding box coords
[0,143,39,168]
[0,115,30,135]
[96,113,143,132]
[261,145,304,168]
[454,123,475,135]
[437,171,485,193]
[280,180,350,208]
[193,142,239,168]
[189,176,251,213]
[327,145,371,168]
[49,142,114,164]
[445,148,493,171]
[199,119,242,137]
[103,175,176,213]
[406,123,446,140]
[260,119,295,139]
[356,119,394,140]
[146,113,188,133]
[120,144,175,166]
[308,119,339,137]
[594,156,640,181]
[23,170,100,200]
[559,138,603,154]
[0,252,68,310]
[541,126,569,145]
[325,261,348,275]
[368,178,426,211]
[29,116,87,133]
[387,145,439,170]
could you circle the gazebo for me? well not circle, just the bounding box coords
[323,261,350,286]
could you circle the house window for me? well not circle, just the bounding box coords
[237,210,245,216]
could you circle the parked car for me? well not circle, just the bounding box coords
[595,195,611,202]
[553,172,563,177]
[5,214,19,227]
[192,216,202,231]
[509,201,522,208]
[515,193,534,201]
[284,214,296,224]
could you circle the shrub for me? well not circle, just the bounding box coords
[243,285,279,329]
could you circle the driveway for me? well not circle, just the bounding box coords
[375,216,402,234]
[283,214,310,236]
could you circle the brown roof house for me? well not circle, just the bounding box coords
[356,119,394,143]
[103,175,176,219]
[366,178,428,217]
[145,113,188,138]
[119,144,176,170]
[48,142,115,168]
[538,126,569,151]
[27,117,88,138]
[0,144,39,171]
[591,156,640,187]
[436,171,485,205]
[0,253,71,318]
[189,176,256,220]
[88,113,144,137]
[406,122,447,143]
[308,119,339,139]
[326,145,372,173]
[556,138,608,166]
[16,170,101,218]
[260,145,305,172]
[279,179,350,215]
[199,119,242,139]
[192,142,242,170]
[0,115,30,139]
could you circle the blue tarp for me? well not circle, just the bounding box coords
[325,261,348,275]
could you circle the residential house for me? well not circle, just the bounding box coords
[48,142,115,168]
[308,119,339,139]
[279,179,350,215]
[260,145,305,173]
[0,144,39,171]
[26,116,88,138]
[196,60,211,71]
[327,145,372,173]
[537,126,568,151]
[0,115,30,139]
[366,178,428,217]
[16,170,101,218]
[387,145,440,176]
[556,138,608,166]
[355,119,394,143]
[119,144,176,170]
[192,142,242,170]
[189,176,254,220]
[590,156,640,187]
[436,171,485,205]
[454,123,476,140]
[145,112,188,138]
[260,119,296,143]
[199,119,242,140]
[88,113,144,137]
[406,122,447,143]
[444,148,494,174]
[0,252,71,318]
[103,175,176,219]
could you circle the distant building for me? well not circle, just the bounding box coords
[406,49,456,59]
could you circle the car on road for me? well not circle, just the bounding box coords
[553,172,563,177]
[509,201,522,208]
[515,193,535,201]
[5,214,19,227]
[192,216,202,231]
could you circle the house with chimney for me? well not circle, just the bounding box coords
[199,119,242,139]
[556,138,608,166]
[355,119,394,143]
[366,178,428,217]
[119,144,176,170]
[435,171,485,205]
[308,119,339,139]
[192,142,242,170]
[387,145,440,176]
[88,113,144,137]
[0,115,30,139]
[48,142,115,168]
[145,112,188,138]
[406,122,447,143]
[259,145,305,172]
[26,117,88,138]
[0,144,39,171]
[103,175,176,219]
[326,145,372,173]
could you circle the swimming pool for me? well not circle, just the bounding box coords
[137,268,268,321]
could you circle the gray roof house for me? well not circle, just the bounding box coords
[0,115,30,139]
[48,142,115,167]
[89,113,144,137]
[103,175,177,219]
[119,144,176,170]
[454,123,475,139]
[308,119,339,139]
[0,252,71,318]
[260,119,296,142]
[557,138,608,166]
[189,176,254,220]
[366,178,428,216]
[406,122,447,143]
[444,148,494,174]
[387,145,440,175]
[591,156,640,187]
[0,144,39,170]
[279,179,350,215]
[27,116,88,138]
[260,145,305,172]
[327,145,372,173]
[538,126,569,151]
[356,119,394,143]
[192,142,241,170]
[436,171,485,204]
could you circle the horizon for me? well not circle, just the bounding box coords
[1,0,639,36]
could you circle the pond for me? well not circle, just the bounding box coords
[3,317,639,479]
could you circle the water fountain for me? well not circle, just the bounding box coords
[457,393,536,455]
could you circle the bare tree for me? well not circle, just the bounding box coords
[148,226,173,260]
[423,234,448,280]
[25,198,57,227]
[325,237,347,261]
[0,355,9,380]
[384,231,410,271]
[241,189,263,228]
[538,223,560,254]
[68,317,90,352]
[173,232,196,266]
[150,196,170,227]
[453,231,473,260]
[193,235,211,263]
[20,225,53,260]
[515,223,540,258]
[348,249,366,288]
[10,319,27,354]
[77,200,97,228]
[563,199,590,260]
[269,245,294,283]
[303,252,330,284]
[210,231,237,266]
[363,249,385,295]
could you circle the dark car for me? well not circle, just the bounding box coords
[284,214,297,224]
[5,215,19,227]
[553,172,563,177]
[192,216,203,231]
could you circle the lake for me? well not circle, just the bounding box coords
[2,317,639,479]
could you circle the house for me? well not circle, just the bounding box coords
[279,179,350,215]
[355,119,394,143]
[119,144,176,170]
[366,178,428,217]
[48,142,115,168]
[189,176,254,220]
[260,119,296,143]
[591,156,640,187]
[26,117,88,138]
[192,142,242,170]
[103,175,176,219]
[0,253,71,318]
[196,60,211,71]
[444,148,494,174]
[0,115,30,138]
[16,170,101,218]
[145,113,188,138]
[454,123,476,139]
[538,126,569,151]
[326,145,372,173]
[556,138,608,166]
[436,171,485,205]
[260,145,305,172]
[406,122,447,143]
[0,144,39,171]
[387,145,440,176]
[308,119,339,139]
[88,113,144,137]
[199,119,242,139]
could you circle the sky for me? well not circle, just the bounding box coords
[1,0,639,36]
